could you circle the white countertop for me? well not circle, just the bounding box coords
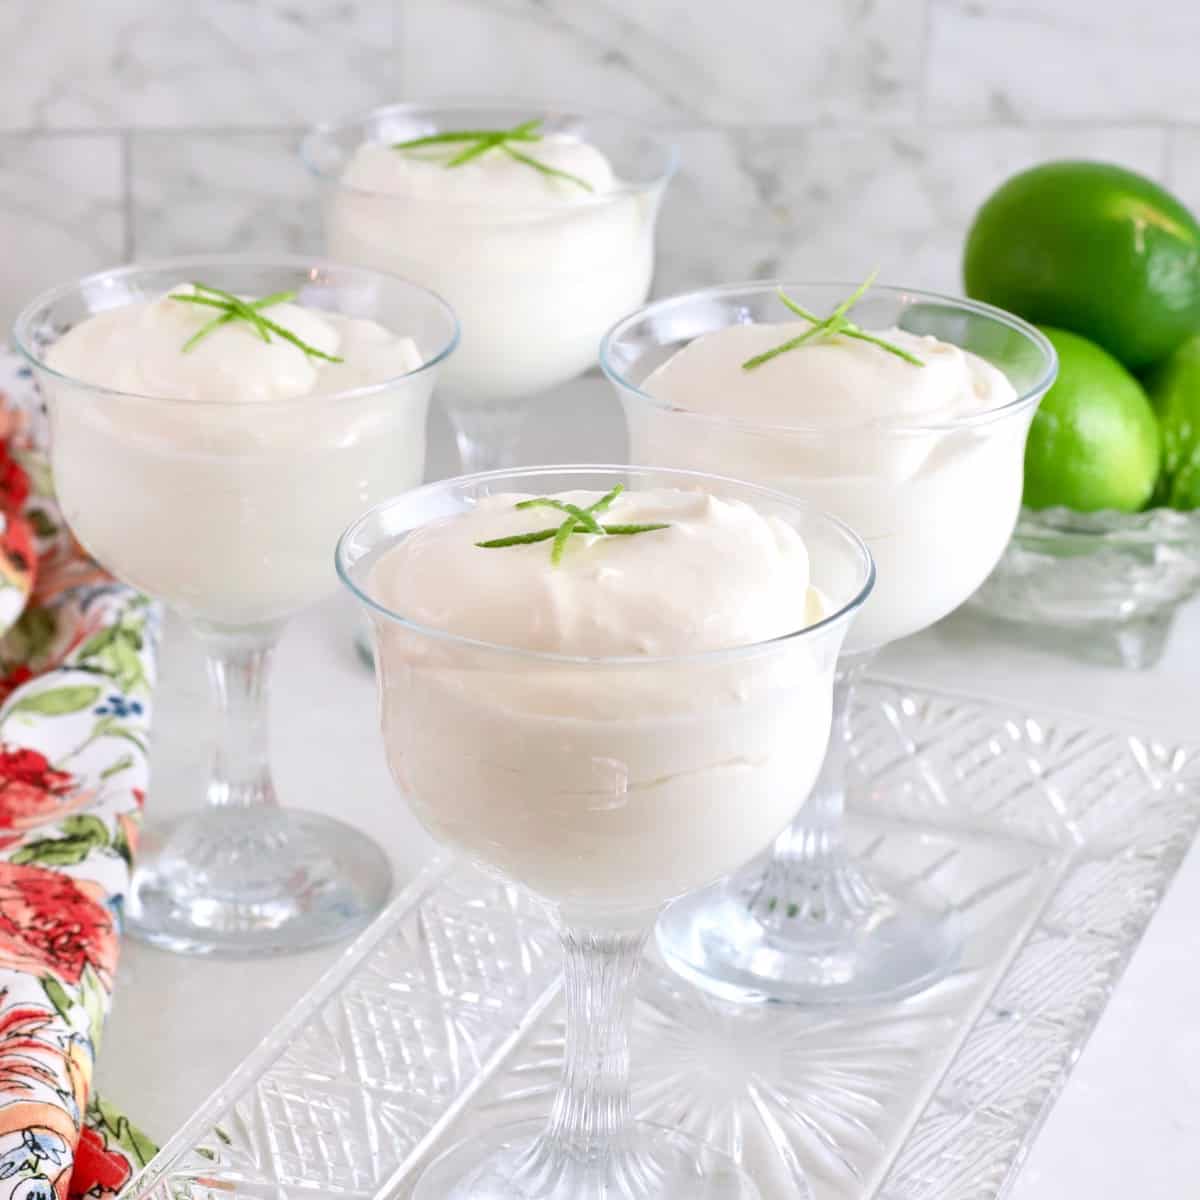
[96,378,1200,1197]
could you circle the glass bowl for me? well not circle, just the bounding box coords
[968,503,1200,668]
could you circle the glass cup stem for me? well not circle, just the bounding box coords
[656,648,962,1004]
[199,623,284,809]
[547,922,647,1157]
[746,652,883,931]
[423,919,654,1194]
[445,400,525,474]
[126,616,392,955]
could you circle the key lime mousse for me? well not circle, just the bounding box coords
[44,283,436,626]
[367,486,834,920]
[627,284,1028,649]
[327,118,658,403]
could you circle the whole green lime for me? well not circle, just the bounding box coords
[1145,332,1200,509]
[1023,326,1162,512]
[964,161,1200,370]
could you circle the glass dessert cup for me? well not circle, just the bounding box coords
[14,256,459,956]
[337,465,873,1200]
[303,101,677,473]
[603,284,1058,1005]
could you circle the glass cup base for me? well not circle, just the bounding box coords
[655,861,962,1007]
[413,1118,764,1200]
[126,806,392,956]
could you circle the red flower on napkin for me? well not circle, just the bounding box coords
[0,439,36,600]
[0,442,30,520]
[0,665,34,702]
[0,866,117,987]
[0,511,35,576]
[0,749,78,832]
[68,1126,131,1200]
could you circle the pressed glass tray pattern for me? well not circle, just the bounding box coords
[123,679,1200,1200]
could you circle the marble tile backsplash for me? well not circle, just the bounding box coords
[398,0,927,125]
[656,125,1168,296]
[0,135,125,330]
[128,132,318,260]
[926,0,1200,123]
[0,0,398,129]
[0,0,1194,331]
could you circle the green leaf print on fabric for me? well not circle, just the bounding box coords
[59,815,109,844]
[42,965,108,1049]
[99,755,134,782]
[4,606,57,666]
[76,614,149,696]
[90,1095,157,1170]
[25,508,57,540]
[7,686,101,718]
[41,975,73,1023]
[12,814,110,867]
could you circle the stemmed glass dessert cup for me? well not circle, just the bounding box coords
[13,256,459,956]
[337,465,874,1200]
[303,102,677,473]
[603,284,1058,1005]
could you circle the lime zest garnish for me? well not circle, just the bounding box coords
[500,144,594,192]
[476,485,670,565]
[393,118,595,193]
[515,497,605,534]
[742,271,925,370]
[169,284,344,362]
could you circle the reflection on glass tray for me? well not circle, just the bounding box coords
[125,678,1200,1200]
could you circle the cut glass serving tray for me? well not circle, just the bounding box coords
[124,678,1200,1200]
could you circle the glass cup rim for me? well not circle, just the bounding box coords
[599,279,1059,436]
[11,253,461,409]
[336,463,876,668]
[301,97,681,213]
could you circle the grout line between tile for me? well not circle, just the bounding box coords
[0,118,1194,140]
[917,0,934,124]
[0,124,309,139]
[393,0,404,94]
[0,120,1185,147]
[120,130,134,262]
[1161,125,1176,184]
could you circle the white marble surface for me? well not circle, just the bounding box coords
[927,0,1200,122]
[399,0,925,125]
[0,0,397,129]
[1167,126,1200,215]
[129,131,317,259]
[0,0,1199,330]
[656,124,1168,295]
[1,117,1187,339]
[92,377,1200,1199]
[0,135,124,333]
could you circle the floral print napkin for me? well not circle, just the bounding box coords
[0,355,159,1200]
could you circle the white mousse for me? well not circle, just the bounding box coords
[45,288,434,625]
[367,489,836,920]
[329,133,658,403]
[646,324,1013,430]
[48,285,424,401]
[631,325,1026,650]
[377,488,828,656]
[344,135,616,210]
